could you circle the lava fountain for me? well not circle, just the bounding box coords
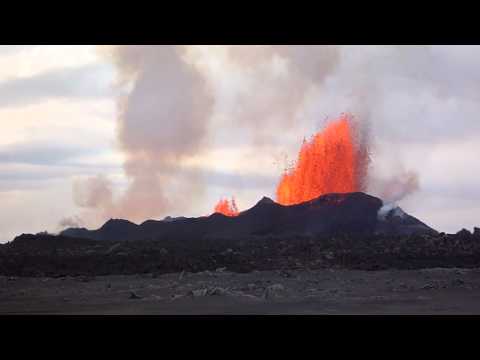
[213,197,239,217]
[276,114,370,206]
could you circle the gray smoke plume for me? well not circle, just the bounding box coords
[68,46,214,226]
[219,45,341,145]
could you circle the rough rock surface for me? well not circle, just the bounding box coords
[0,193,473,278]
[2,268,480,314]
[1,230,480,277]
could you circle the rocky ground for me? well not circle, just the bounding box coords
[3,230,480,277]
[2,268,480,314]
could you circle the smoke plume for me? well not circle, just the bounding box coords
[68,46,214,226]
[73,174,113,212]
[209,45,341,146]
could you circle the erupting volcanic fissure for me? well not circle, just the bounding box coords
[214,197,239,217]
[211,114,370,214]
[276,114,370,206]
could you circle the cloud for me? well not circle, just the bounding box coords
[0,182,77,242]
[309,46,480,146]
[0,45,36,55]
[0,141,102,165]
[0,139,123,193]
[0,63,114,107]
[0,163,123,193]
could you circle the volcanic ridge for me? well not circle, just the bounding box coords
[6,192,480,278]
[61,192,435,242]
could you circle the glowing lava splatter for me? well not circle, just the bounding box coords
[213,197,239,217]
[276,114,370,206]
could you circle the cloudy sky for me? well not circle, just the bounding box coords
[0,45,478,242]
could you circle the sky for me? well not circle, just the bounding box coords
[0,45,479,242]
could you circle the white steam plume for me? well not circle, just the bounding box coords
[374,171,420,219]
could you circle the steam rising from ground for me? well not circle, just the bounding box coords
[378,171,419,204]
[375,171,420,219]
[58,216,84,229]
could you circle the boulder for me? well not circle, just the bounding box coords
[129,291,142,299]
[190,288,208,297]
[263,283,285,300]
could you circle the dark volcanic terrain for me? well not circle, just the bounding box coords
[1,192,479,314]
[60,192,435,242]
[2,268,480,314]
[0,192,478,278]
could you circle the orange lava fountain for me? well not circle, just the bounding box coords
[276,114,370,206]
[213,197,239,217]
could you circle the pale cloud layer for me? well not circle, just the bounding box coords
[0,46,120,241]
[0,63,114,107]
[0,45,479,242]
[0,45,99,80]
